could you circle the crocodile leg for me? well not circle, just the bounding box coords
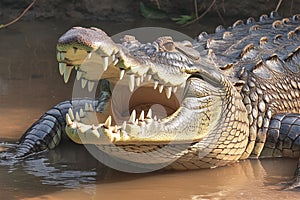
[260,113,300,189]
[14,79,112,158]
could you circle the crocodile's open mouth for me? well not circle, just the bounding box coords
[116,83,181,122]
[56,47,189,144]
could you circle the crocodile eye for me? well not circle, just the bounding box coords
[155,36,175,52]
[162,42,175,51]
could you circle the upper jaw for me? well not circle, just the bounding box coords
[56,27,195,94]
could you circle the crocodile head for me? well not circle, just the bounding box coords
[56,27,248,167]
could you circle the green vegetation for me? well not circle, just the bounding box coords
[171,15,195,25]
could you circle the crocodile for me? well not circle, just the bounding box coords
[5,11,300,189]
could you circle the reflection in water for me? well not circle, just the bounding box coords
[0,142,114,199]
[22,156,96,189]
[0,141,299,200]
[0,20,299,199]
[0,142,108,188]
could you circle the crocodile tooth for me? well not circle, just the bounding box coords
[135,119,138,125]
[146,74,152,81]
[140,75,144,83]
[73,47,78,54]
[104,116,112,128]
[66,113,73,126]
[112,54,115,61]
[60,52,66,60]
[75,66,79,70]
[68,108,75,120]
[64,66,73,83]
[128,110,136,124]
[76,71,82,80]
[113,125,118,133]
[87,52,92,59]
[154,115,158,121]
[79,108,85,117]
[139,110,145,121]
[89,103,94,111]
[102,56,109,71]
[85,103,89,111]
[172,86,178,93]
[166,87,172,99]
[81,79,87,88]
[59,63,66,76]
[113,58,119,65]
[119,70,125,80]
[75,112,81,121]
[136,76,141,87]
[154,81,158,89]
[91,129,100,138]
[159,85,164,93]
[88,81,95,92]
[146,109,152,119]
[122,121,127,130]
[128,74,135,92]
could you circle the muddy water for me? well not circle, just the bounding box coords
[0,19,299,199]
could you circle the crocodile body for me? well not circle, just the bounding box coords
[6,12,300,189]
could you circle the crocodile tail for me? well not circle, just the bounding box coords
[14,100,72,158]
[13,80,111,158]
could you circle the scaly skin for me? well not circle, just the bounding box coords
[7,11,300,189]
